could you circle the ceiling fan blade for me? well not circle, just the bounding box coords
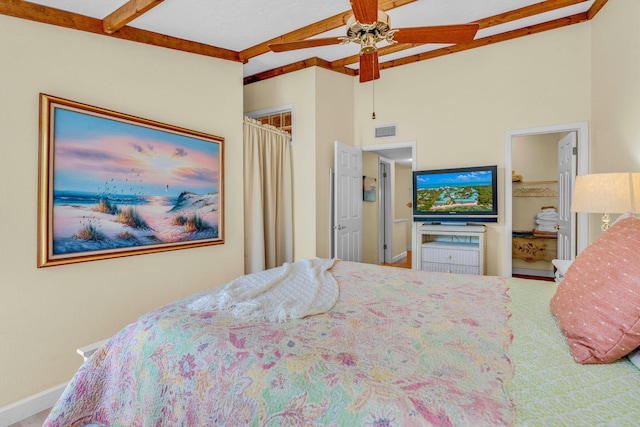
[359,51,380,83]
[269,37,344,52]
[350,0,378,24]
[392,23,480,44]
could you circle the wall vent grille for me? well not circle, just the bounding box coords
[374,125,397,139]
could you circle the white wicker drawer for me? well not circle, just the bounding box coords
[417,225,486,276]
[421,262,480,275]
[421,246,479,266]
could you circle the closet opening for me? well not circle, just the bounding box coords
[504,122,589,279]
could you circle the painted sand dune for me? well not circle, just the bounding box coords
[53,191,219,255]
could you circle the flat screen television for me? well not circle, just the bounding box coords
[412,165,498,224]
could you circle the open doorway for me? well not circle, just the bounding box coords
[505,122,589,278]
[511,133,566,279]
[362,141,416,264]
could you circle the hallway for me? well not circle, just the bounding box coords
[381,251,411,269]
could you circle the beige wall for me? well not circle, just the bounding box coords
[244,67,354,260]
[591,0,640,172]
[362,152,380,264]
[512,134,562,182]
[354,24,592,276]
[0,16,245,407]
[395,165,413,250]
[590,0,640,240]
[315,69,355,258]
[391,220,407,260]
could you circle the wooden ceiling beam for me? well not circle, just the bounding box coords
[243,57,356,85]
[330,0,590,69]
[478,0,589,28]
[587,0,608,19]
[0,0,241,62]
[379,14,587,71]
[103,0,164,34]
[0,0,102,32]
[239,0,416,61]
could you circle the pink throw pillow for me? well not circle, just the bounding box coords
[550,216,640,364]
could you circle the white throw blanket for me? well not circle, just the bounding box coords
[189,258,339,322]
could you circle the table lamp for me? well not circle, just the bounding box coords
[570,172,639,231]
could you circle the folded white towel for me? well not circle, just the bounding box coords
[536,212,559,220]
[536,219,558,226]
[535,226,558,233]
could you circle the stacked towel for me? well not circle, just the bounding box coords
[534,207,558,233]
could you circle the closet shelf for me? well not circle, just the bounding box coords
[513,180,558,197]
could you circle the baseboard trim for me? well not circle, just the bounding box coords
[391,251,407,264]
[0,382,66,426]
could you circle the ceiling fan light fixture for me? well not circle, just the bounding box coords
[346,10,396,54]
[268,1,479,84]
[360,32,378,54]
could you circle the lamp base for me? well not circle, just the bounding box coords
[601,213,610,231]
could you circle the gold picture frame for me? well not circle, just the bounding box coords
[38,94,224,267]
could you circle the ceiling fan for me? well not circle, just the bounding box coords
[268,0,479,83]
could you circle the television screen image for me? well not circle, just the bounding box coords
[412,165,498,223]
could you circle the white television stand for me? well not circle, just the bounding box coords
[415,223,487,275]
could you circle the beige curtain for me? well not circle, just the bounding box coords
[243,117,293,274]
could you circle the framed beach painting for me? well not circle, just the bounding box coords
[37,94,224,267]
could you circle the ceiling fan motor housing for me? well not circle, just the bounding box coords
[345,11,396,54]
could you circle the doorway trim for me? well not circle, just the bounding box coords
[504,122,589,277]
[361,140,417,170]
[378,159,393,263]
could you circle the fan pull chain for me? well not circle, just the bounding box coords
[372,80,376,119]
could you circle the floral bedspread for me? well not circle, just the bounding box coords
[45,261,514,427]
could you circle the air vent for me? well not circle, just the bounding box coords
[374,125,397,139]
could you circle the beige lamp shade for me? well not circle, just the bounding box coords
[571,172,639,214]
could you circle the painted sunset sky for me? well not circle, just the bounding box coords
[53,108,220,198]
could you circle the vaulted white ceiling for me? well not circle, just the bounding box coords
[6,0,603,83]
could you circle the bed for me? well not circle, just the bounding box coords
[44,256,640,426]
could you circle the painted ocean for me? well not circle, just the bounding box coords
[54,191,177,207]
[52,190,219,255]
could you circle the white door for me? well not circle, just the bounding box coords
[557,132,577,260]
[334,141,362,262]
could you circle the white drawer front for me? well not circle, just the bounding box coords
[421,262,480,275]
[421,248,479,266]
